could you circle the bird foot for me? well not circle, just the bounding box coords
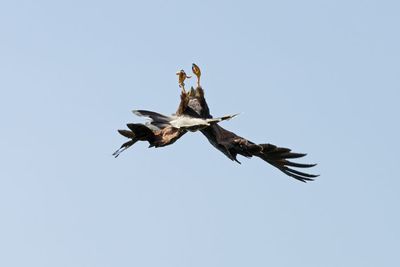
[192,63,202,88]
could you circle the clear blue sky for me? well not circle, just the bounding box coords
[1,1,399,266]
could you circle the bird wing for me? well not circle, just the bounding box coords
[132,110,172,129]
[201,124,318,182]
[181,87,318,182]
[205,113,238,124]
[134,107,235,131]
[114,90,195,158]
[113,123,156,157]
[113,122,188,157]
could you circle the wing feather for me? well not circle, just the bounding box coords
[183,87,319,182]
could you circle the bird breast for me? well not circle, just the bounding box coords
[169,116,209,129]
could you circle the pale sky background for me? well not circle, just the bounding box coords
[1,1,399,266]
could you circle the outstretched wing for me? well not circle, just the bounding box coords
[181,86,318,182]
[133,108,237,131]
[113,122,188,157]
[132,110,172,129]
[113,123,156,158]
[257,143,317,182]
[114,90,194,158]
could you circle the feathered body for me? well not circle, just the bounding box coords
[114,63,318,182]
[113,107,236,157]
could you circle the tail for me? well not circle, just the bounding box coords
[132,110,172,129]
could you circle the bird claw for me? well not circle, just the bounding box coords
[192,63,201,88]
[176,70,191,89]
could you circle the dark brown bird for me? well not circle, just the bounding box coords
[113,110,236,157]
[113,67,235,158]
[176,63,319,182]
[112,122,186,157]
[114,64,318,182]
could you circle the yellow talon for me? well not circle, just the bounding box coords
[176,69,191,92]
[192,63,201,88]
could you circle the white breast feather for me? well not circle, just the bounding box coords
[169,116,209,128]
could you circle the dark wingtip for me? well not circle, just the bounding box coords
[282,167,319,182]
[113,140,136,158]
[281,169,314,182]
[281,152,307,159]
[285,167,319,178]
[112,148,122,158]
[118,129,135,139]
[285,161,317,168]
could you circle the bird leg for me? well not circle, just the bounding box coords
[176,69,191,93]
[192,63,201,88]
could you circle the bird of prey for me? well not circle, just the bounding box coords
[114,64,318,182]
[112,71,237,158]
[113,110,236,157]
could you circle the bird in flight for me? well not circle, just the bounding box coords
[112,70,237,157]
[114,64,318,182]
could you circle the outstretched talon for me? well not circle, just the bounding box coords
[192,63,201,88]
[176,69,191,93]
